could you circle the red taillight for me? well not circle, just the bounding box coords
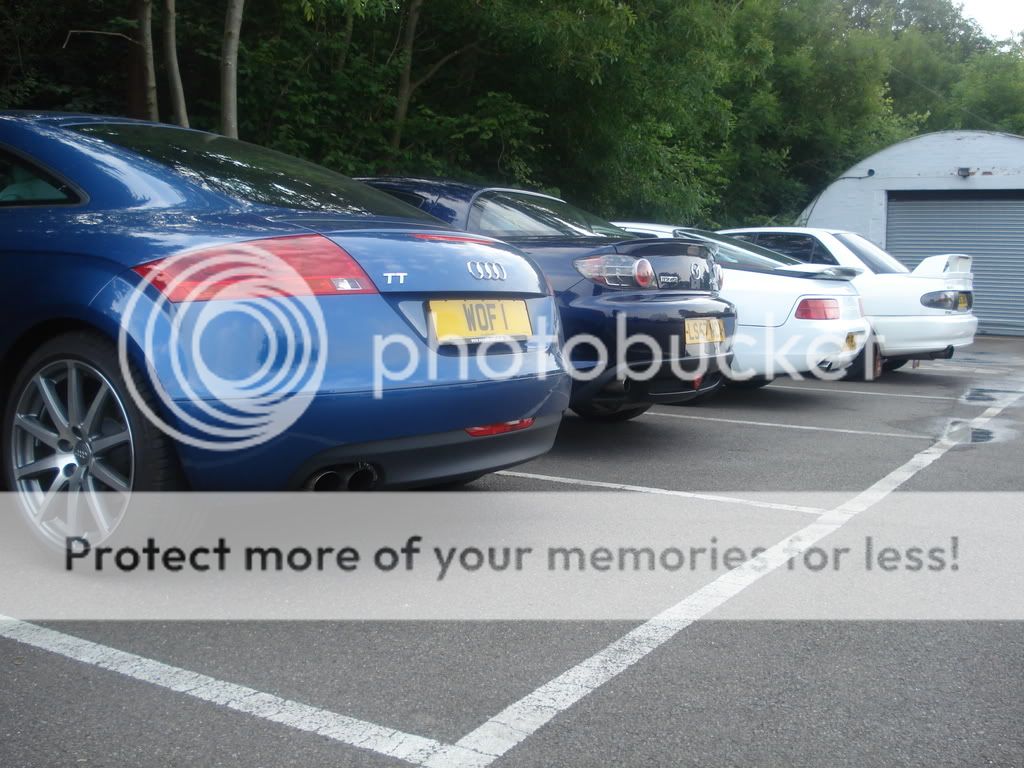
[795,298,840,320]
[132,234,377,302]
[412,233,495,245]
[633,258,655,288]
[465,418,535,437]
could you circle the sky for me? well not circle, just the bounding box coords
[957,0,1024,40]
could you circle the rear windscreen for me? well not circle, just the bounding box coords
[834,233,909,274]
[683,229,801,271]
[468,191,635,239]
[70,123,437,220]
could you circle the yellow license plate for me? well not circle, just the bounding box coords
[684,318,726,344]
[429,299,532,343]
[958,293,969,310]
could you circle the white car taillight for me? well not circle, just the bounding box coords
[795,298,840,320]
[921,290,972,312]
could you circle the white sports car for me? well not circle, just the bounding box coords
[615,223,871,386]
[720,227,978,376]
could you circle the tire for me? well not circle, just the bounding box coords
[2,331,185,549]
[844,341,884,382]
[571,402,652,423]
[883,359,909,372]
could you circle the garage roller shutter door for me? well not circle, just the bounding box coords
[886,191,1024,336]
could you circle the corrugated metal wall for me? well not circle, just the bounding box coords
[886,192,1024,336]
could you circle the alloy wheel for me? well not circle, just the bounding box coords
[9,359,134,545]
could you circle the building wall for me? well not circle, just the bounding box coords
[800,131,1024,247]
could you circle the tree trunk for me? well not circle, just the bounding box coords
[336,10,355,73]
[221,0,246,138]
[390,0,423,152]
[163,0,189,127]
[137,0,159,121]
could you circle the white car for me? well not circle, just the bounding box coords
[720,227,978,375]
[615,223,871,386]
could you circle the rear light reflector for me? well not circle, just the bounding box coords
[795,298,840,320]
[133,234,377,302]
[465,418,535,437]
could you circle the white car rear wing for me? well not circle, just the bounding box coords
[772,263,862,281]
[912,253,973,276]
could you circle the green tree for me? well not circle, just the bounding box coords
[950,43,1024,134]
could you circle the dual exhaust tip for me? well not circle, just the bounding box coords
[305,463,379,492]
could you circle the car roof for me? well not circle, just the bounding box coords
[723,226,855,237]
[0,110,178,128]
[364,177,567,205]
[612,221,680,231]
[363,176,481,201]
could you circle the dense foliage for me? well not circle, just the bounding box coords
[2,0,1022,225]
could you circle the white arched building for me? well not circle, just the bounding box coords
[799,130,1024,335]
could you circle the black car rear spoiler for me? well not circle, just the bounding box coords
[614,236,714,260]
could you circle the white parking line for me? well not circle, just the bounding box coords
[770,383,965,401]
[645,410,933,440]
[2,392,1016,768]
[0,617,455,765]
[427,393,1022,768]
[496,470,828,515]
[917,363,1011,374]
[908,367,1011,379]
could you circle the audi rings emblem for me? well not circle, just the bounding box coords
[467,261,508,280]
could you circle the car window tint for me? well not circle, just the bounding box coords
[834,232,909,274]
[751,233,817,262]
[382,189,428,209]
[69,123,436,220]
[0,152,75,206]
[468,191,634,239]
[810,241,838,265]
[681,229,800,270]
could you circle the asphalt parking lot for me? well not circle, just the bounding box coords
[3,336,1024,767]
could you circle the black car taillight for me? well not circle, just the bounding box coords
[574,254,658,289]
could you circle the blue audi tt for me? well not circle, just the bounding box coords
[0,113,569,545]
[364,179,736,420]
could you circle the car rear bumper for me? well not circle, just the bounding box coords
[171,373,570,490]
[286,413,562,489]
[570,351,732,405]
[730,319,871,378]
[560,291,736,405]
[871,314,978,357]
